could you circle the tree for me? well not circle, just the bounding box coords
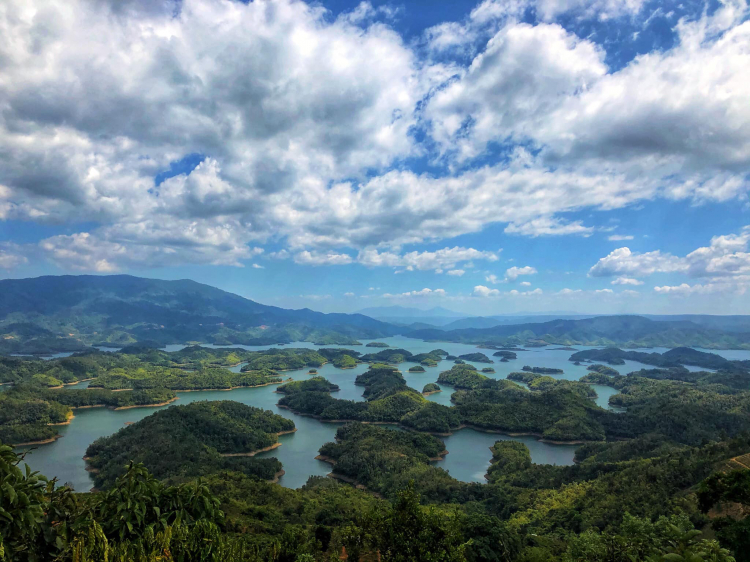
[371,482,466,562]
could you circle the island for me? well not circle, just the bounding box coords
[84,401,295,489]
[422,383,441,395]
[521,365,563,374]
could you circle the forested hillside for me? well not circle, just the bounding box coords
[0,275,399,353]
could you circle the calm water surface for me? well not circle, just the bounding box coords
[16,337,750,491]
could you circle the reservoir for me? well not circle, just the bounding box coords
[18,337,742,491]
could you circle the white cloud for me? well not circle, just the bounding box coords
[608,234,634,241]
[0,248,27,270]
[654,278,750,296]
[473,285,501,297]
[1,0,749,272]
[611,276,643,285]
[294,250,353,266]
[447,269,465,276]
[39,231,262,271]
[251,263,265,269]
[508,288,543,296]
[473,285,542,297]
[486,266,537,284]
[595,288,614,294]
[505,265,537,281]
[591,226,750,282]
[383,288,447,298]
[426,22,606,162]
[344,292,355,297]
[519,281,531,286]
[504,217,594,237]
[589,247,687,278]
[357,246,498,270]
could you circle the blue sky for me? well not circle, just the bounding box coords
[0,0,749,315]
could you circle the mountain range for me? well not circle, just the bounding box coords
[2,275,750,353]
[0,275,399,353]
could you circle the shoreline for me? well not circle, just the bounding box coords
[71,396,180,411]
[422,390,442,396]
[219,428,296,457]
[48,411,76,426]
[221,442,282,457]
[12,434,62,447]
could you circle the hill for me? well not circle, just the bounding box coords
[408,315,750,349]
[0,275,400,353]
[84,401,294,488]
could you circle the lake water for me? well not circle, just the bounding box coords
[14,337,750,491]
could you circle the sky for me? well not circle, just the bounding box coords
[0,0,749,315]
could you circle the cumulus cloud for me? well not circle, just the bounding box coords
[0,247,27,270]
[1,0,748,272]
[447,269,465,276]
[611,276,643,285]
[505,265,537,281]
[357,247,498,270]
[383,288,447,298]
[591,226,750,282]
[39,231,262,271]
[519,281,531,286]
[589,247,687,278]
[294,250,353,266]
[473,285,501,297]
[473,285,542,297]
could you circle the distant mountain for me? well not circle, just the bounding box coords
[357,305,468,319]
[408,315,750,349]
[0,275,400,353]
[643,315,750,333]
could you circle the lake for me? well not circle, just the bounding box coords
[15,337,750,491]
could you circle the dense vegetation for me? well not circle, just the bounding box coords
[276,377,340,394]
[408,365,426,372]
[522,365,563,374]
[458,353,493,363]
[3,438,745,561]
[0,384,176,445]
[569,346,744,371]
[587,363,621,376]
[277,367,461,433]
[0,275,399,353]
[90,366,282,390]
[84,401,294,489]
[422,383,441,394]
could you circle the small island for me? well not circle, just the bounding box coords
[587,364,621,376]
[422,383,441,395]
[408,365,426,372]
[365,342,390,348]
[481,367,495,373]
[522,365,563,374]
[459,352,493,363]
